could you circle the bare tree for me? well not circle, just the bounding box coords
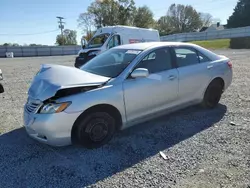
[87,0,136,27]
[167,4,203,33]
[157,16,175,36]
[87,0,120,28]
[199,12,213,27]
[118,0,136,25]
[56,29,77,46]
[77,12,95,40]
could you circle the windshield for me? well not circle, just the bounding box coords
[80,49,142,78]
[87,33,110,48]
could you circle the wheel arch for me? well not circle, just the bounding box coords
[210,77,225,90]
[71,104,123,143]
[203,77,225,98]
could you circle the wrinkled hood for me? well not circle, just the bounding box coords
[28,64,110,101]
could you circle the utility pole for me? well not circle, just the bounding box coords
[56,16,65,44]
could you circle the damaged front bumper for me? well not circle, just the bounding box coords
[23,107,81,146]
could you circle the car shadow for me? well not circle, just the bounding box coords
[0,104,227,187]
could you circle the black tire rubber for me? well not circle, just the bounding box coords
[74,60,82,68]
[202,80,223,108]
[76,112,116,149]
[0,83,4,93]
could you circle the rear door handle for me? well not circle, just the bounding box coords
[168,75,176,80]
[207,65,213,69]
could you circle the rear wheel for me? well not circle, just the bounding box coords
[76,112,116,149]
[202,80,223,108]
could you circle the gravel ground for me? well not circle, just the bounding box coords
[0,50,249,188]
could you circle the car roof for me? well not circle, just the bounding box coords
[114,42,220,61]
[114,42,200,50]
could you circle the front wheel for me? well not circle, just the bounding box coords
[76,112,116,149]
[202,81,223,108]
[0,83,4,93]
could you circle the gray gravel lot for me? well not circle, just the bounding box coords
[0,50,249,188]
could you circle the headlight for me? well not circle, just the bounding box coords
[89,51,101,56]
[39,102,71,114]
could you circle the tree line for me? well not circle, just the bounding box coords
[77,0,218,40]
[3,0,249,46]
[227,0,250,49]
[78,0,250,41]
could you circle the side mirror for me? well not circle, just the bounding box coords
[131,68,149,79]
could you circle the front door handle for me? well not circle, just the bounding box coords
[168,75,176,80]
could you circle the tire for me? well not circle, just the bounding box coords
[74,58,82,68]
[0,83,4,93]
[202,80,223,109]
[76,112,116,149]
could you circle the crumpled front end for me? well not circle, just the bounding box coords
[23,106,80,146]
[23,64,110,146]
[27,64,110,101]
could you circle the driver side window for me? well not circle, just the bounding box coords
[108,35,121,49]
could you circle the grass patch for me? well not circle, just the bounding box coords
[190,39,230,49]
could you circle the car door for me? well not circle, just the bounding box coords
[173,46,212,102]
[122,47,179,124]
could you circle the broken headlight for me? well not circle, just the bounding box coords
[39,102,71,114]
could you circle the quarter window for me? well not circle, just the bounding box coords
[135,48,172,74]
[197,51,211,63]
[174,47,199,67]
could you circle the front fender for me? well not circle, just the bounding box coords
[57,84,126,124]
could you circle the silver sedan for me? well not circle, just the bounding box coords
[23,42,233,149]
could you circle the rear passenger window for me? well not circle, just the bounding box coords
[174,48,199,67]
[135,48,172,74]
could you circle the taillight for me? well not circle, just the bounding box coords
[227,61,232,68]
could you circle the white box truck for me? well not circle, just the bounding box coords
[75,25,160,68]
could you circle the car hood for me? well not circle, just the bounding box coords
[28,64,110,101]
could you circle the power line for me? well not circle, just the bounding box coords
[0,29,59,36]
